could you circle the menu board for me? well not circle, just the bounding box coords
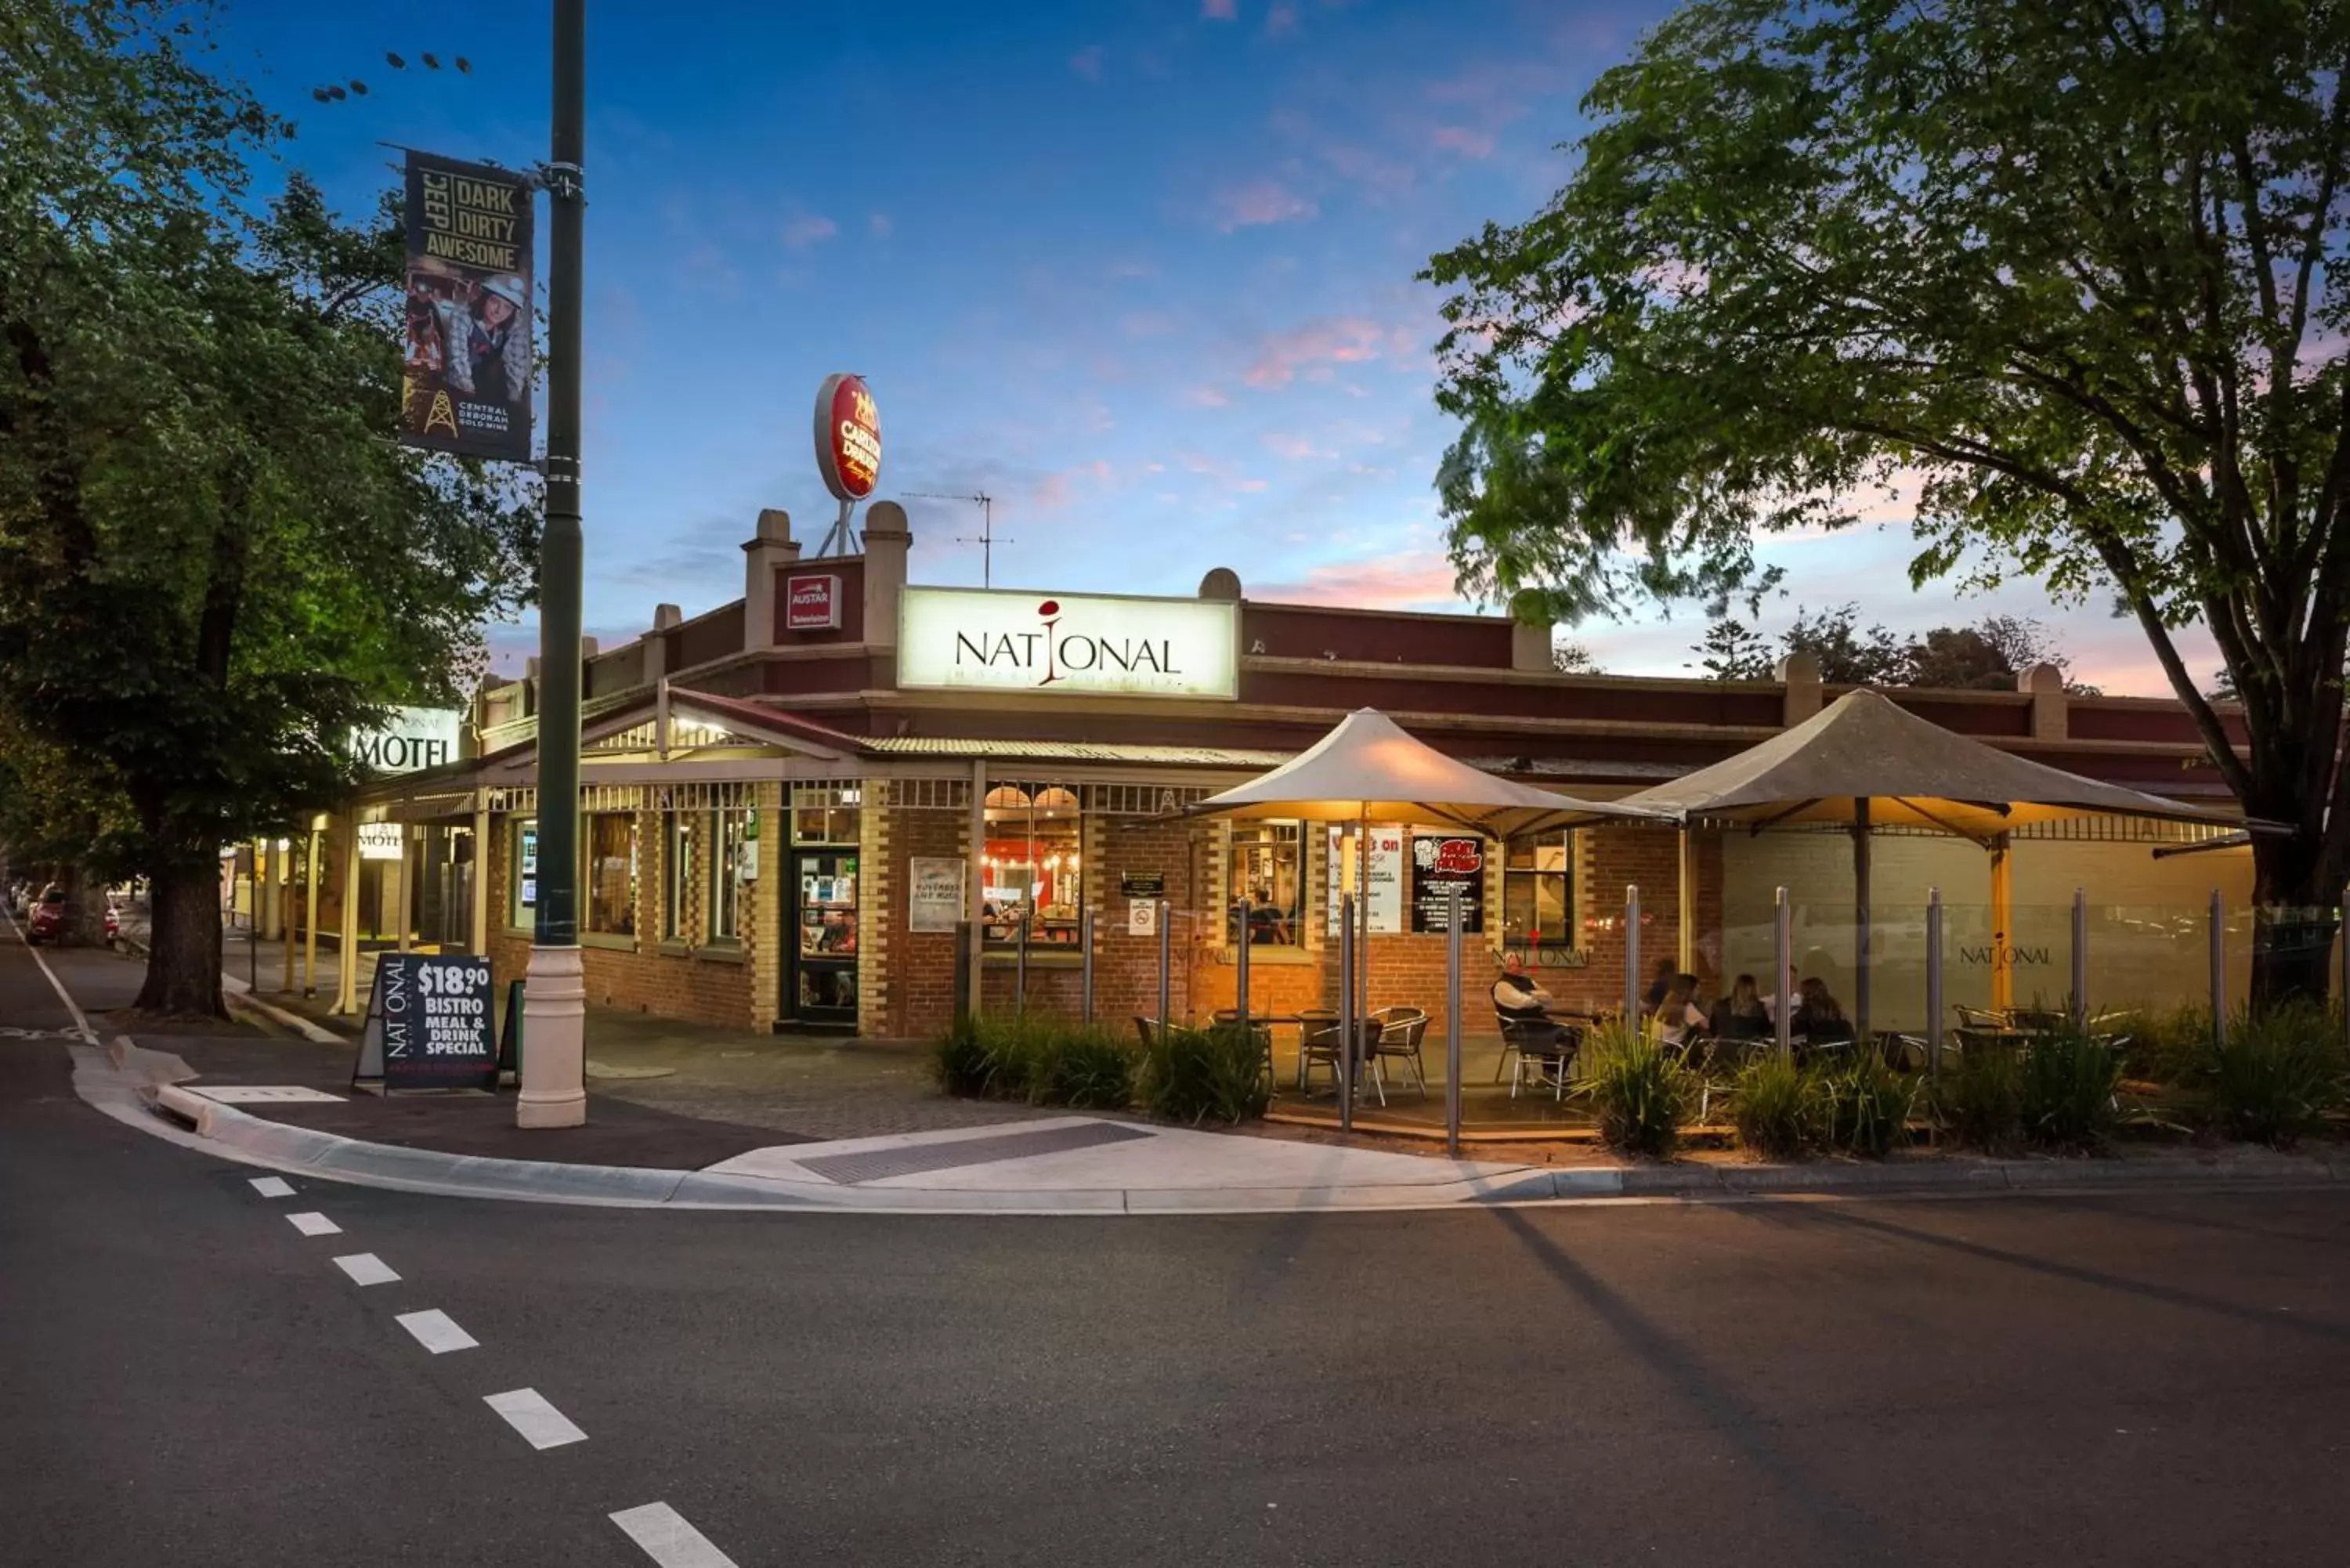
[1325,826,1405,935]
[353,953,497,1092]
[908,857,965,933]
[1409,833,1487,934]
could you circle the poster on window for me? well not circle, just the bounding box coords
[400,150,534,462]
[1325,826,1405,935]
[909,857,966,933]
[1409,833,1487,933]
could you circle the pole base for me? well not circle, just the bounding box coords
[516,942,588,1129]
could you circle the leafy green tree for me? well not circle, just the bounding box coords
[0,1,537,1013]
[1690,616,1775,680]
[1553,641,1604,674]
[1426,0,2350,1003]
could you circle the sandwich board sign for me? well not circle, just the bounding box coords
[353,952,498,1092]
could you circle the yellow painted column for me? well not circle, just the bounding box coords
[1989,834,2014,1011]
[396,822,413,954]
[1676,826,1696,973]
[334,816,361,1013]
[470,804,491,956]
[279,838,296,992]
[302,822,321,996]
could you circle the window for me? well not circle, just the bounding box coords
[707,809,748,941]
[793,783,862,844]
[584,812,638,937]
[662,815,692,941]
[1502,831,1574,947]
[981,782,1082,948]
[1228,821,1303,947]
[509,818,538,929]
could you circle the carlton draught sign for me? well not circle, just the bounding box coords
[814,374,882,502]
[897,587,1238,699]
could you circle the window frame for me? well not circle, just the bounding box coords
[662,812,692,941]
[508,817,539,930]
[707,808,747,943]
[1501,829,1577,948]
[1227,819,1305,949]
[581,811,638,938]
[979,781,1083,950]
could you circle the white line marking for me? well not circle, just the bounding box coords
[332,1252,400,1287]
[189,1085,344,1104]
[394,1309,478,1354]
[483,1388,587,1450]
[609,1503,739,1568]
[286,1211,341,1236]
[249,1176,295,1198]
[4,911,96,1042]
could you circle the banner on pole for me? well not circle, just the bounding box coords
[400,151,535,462]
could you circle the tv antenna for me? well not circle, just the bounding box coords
[906,491,1007,587]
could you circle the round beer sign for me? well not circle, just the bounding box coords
[814,373,882,502]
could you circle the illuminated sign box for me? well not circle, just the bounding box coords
[353,706,463,775]
[897,587,1238,700]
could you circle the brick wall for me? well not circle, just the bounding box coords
[1560,823,1725,1016]
[878,803,965,1037]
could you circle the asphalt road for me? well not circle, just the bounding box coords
[6,929,2350,1566]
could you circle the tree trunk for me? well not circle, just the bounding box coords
[2247,832,2343,1011]
[56,863,109,947]
[134,859,226,1018]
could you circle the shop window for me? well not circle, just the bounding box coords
[583,812,638,938]
[662,815,692,941]
[793,784,862,844]
[981,782,1082,949]
[510,818,538,929]
[708,809,748,941]
[1503,831,1575,947]
[1228,821,1304,948]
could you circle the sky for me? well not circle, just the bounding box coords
[214,0,2216,695]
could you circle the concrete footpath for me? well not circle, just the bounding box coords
[22,929,2350,1217]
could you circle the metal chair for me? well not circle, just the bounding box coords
[1301,1016,1382,1104]
[1213,1010,1278,1087]
[1294,1007,1339,1089]
[1368,1006,1430,1099]
[1503,1017,1581,1100]
[1133,1016,1159,1046]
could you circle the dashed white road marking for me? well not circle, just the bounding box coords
[609,1503,739,1568]
[484,1388,588,1450]
[394,1309,478,1354]
[332,1252,400,1287]
[249,1176,295,1198]
[5,912,96,1042]
[286,1211,341,1237]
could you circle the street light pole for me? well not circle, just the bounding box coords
[518,0,588,1129]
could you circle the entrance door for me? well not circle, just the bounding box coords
[788,847,859,1030]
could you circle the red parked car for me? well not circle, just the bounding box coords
[26,884,118,947]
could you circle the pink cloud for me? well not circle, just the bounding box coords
[1267,4,1299,33]
[1184,385,1232,407]
[1202,0,1237,17]
[1254,554,1466,610]
[1244,316,1386,388]
[1264,432,1328,460]
[1215,179,1317,231]
[782,211,837,248]
[868,212,893,239]
[1431,125,1495,157]
[1069,45,1104,81]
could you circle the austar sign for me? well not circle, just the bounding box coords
[897,587,1238,699]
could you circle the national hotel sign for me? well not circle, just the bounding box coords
[897,587,1238,699]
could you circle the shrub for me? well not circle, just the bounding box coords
[1814,1049,1918,1159]
[1578,1023,1696,1159]
[2116,1003,2210,1086]
[930,1014,1138,1110]
[2201,1002,2345,1147]
[1140,1022,1271,1125]
[1936,1045,2023,1154]
[1731,1052,1816,1160]
[930,1011,991,1097]
[1032,1025,1139,1111]
[2016,1022,2124,1151]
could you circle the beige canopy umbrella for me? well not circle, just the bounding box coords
[1188,710,1671,1101]
[1614,689,2246,1036]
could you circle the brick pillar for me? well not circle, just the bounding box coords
[750,782,785,1030]
[741,508,801,651]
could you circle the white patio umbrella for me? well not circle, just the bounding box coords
[1187,709,1672,1082]
[1613,689,2248,1037]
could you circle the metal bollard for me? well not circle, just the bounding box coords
[1446,885,1464,1158]
[1079,905,1094,1024]
[1235,896,1251,1028]
[1339,891,1356,1136]
[1925,887,1943,1082]
[2209,889,2225,1050]
[2070,888,2088,1028]
[1624,883,1641,1023]
[1773,886,1792,1061]
[1156,898,1171,1034]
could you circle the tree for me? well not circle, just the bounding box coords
[1,1,538,1013]
[1553,641,1604,674]
[1690,616,1775,680]
[1426,0,2350,1003]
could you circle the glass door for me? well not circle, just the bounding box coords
[790,847,859,1029]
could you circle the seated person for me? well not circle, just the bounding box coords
[1492,956,1569,1045]
[1791,976,1854,1043]
[1650,973,1708,1048]
[1642,956,1677,1011]
[1708,973,1772,1041]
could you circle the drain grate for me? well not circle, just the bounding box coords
[800,1122,1152,1185]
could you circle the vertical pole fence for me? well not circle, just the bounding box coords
[1339,891,1356,1135]
[1235,896,1252,1028]
[2070,888,2088,1028]
[1015,908,1029,1014]
[1623,884,1641,1024]
[1925,887,1944,1083]
[2209,888,2226,1051]
[1773,885,1792,1061]
[1445,884,1464,1159]
[1079,905,1094,1024]
[1155,898,1171,1035]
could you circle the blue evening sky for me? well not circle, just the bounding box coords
[218,0,2211,695]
